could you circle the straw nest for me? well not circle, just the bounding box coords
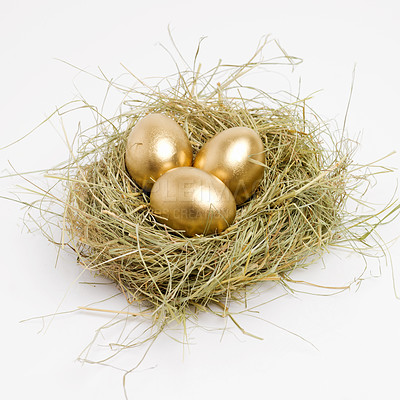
[47,41,396,323]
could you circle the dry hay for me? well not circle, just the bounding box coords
[20,39,399,324]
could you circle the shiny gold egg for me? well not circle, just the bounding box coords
[150,167,236,237]
[125,113,193,191]
[193,127,265,205]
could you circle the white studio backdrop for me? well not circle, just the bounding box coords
[1,1,399,399]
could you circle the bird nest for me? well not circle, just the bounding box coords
[29,40,397,323]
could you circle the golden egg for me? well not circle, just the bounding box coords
[150,167,236,237]
[125,113,193,191]
[193,127,265,205]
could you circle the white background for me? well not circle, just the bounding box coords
[1,1,400,399]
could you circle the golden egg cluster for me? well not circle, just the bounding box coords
[125,113,265,236]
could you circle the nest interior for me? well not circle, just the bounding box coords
[64,76,353,321]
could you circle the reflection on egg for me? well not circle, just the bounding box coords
[194,127,265,204]
[125,113,193,191]
[150,167,236,236]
